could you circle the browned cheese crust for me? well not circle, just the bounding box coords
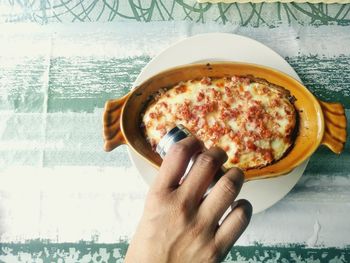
[142,75,297,170]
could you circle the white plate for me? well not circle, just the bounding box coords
[130,33,307,214]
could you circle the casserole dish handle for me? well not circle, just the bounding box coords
[319,100,347,154]
[103,93,129,151]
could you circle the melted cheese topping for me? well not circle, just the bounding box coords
[142,76,296,170]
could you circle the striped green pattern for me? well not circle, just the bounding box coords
[0,1,350,262]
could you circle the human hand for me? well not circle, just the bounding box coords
[125,137,252,263]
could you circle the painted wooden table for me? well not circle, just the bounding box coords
[0,1,350,262]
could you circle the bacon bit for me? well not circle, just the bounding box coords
[237,103,243,111]
[228,97,235,104]
[270,99,281,107]
[262,86,269,94]
[255,87,264,95]
[273,123,281,130]
[243,130,260,141]
[263,150,273,162]
[214,126,224,137]
[228,131,236,140]
[149,112,157,119]
[283,136,291,144]
[239,86,244,92]
[216,82,224,88]
[223,145,230,152]
[175,84,187,94]
[232,88,241,97]
[177,104,192,119]
[231,76,239,82]
[251,131,262,141]
[247,106,262,120]
[200,77,212,85]
[244,91,253,100]
[225,86,232,97]
[261,128,272,138]
[210,88,222,100]
[240,77,251,85]
[190,115,199,126]
[197,92,205,102]
[256,147,274,162]
[230,153,240,164]
[275,112,283,120]
[210,101,218,112]
[184,99,191,106]
[229,108,240,118]
[193,105,200,112]
[247,140,257,151]
[229,132,241,144]
[218,101,230,109]
[156,124,165,130]
[285,126,293,134]
[194,101,217,115]
[159,101,168,109]
[201,105,209,115]
[224,127,231,134]
[156,124,167,137]
[221,109,230,120]
[210,123,226,138]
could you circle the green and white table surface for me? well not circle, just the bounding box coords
[0,1,350,262]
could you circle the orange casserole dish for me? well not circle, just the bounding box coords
[102,62,347,181]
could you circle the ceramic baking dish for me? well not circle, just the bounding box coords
[102,62,347,181]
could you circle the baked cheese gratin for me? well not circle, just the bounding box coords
[142,76,297,170]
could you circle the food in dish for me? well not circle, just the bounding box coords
[142,75,297,170]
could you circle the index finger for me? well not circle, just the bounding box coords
[152,136,203,192]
